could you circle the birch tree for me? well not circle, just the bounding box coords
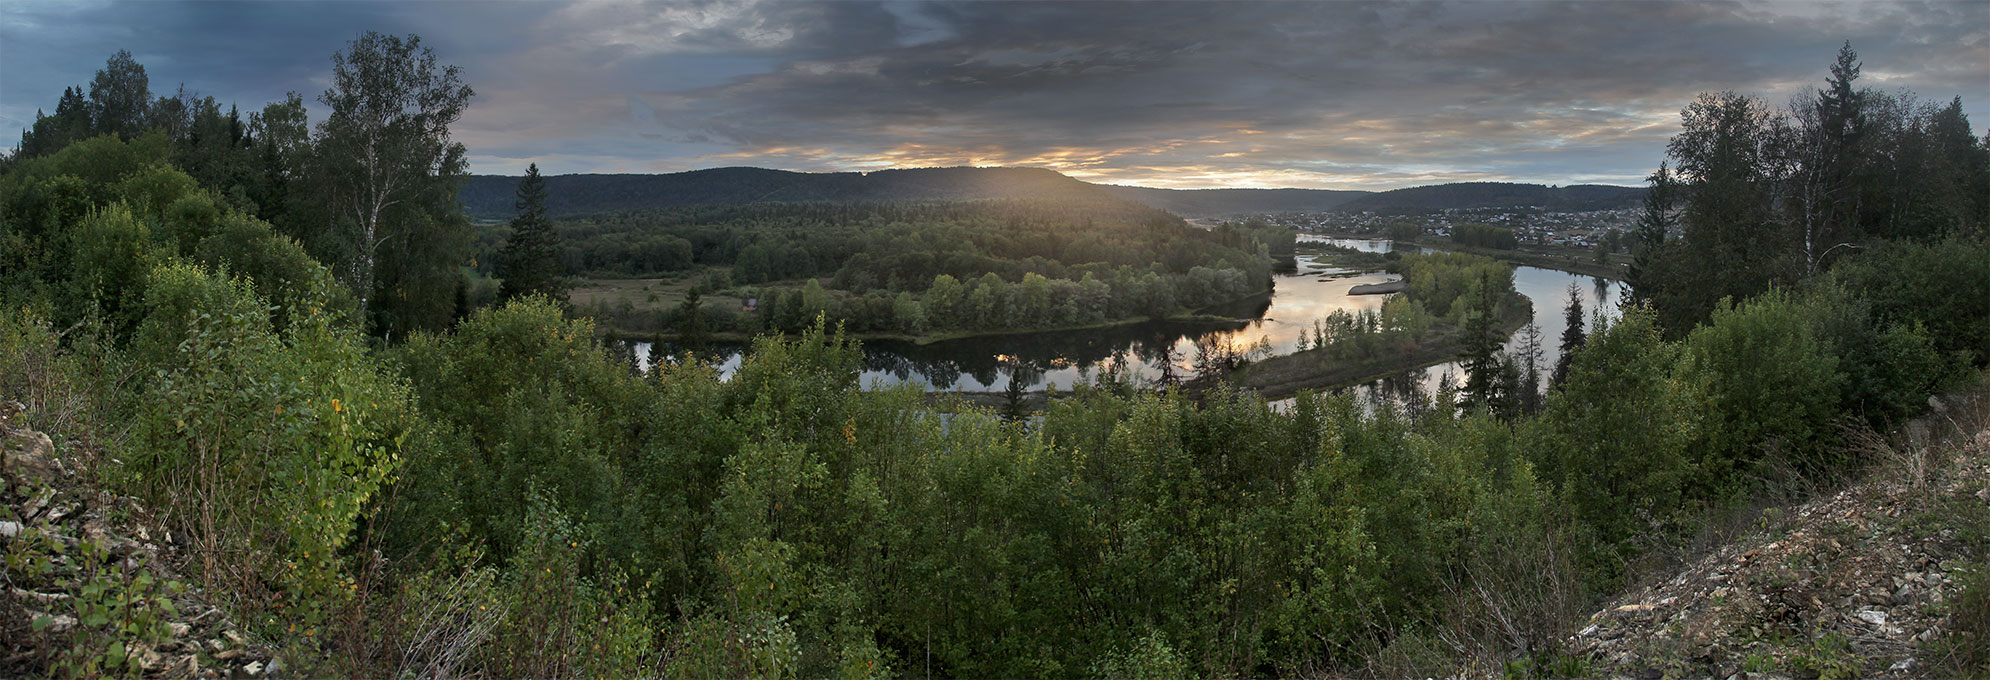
[314,32,473,336]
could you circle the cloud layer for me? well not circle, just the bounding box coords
[4,0,1985,189]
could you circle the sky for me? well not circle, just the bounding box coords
[2,1,1985,191]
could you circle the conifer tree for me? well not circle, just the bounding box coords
[1551,284,1587,389]
[1624,164,1677,310]
[1460,270,1505,411]
[13,86,96,160]
[675,286,708,351]
[498,163,566,301]
[646,334,666,376]
[1514,322,1545,414]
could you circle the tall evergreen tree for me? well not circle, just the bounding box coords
[1624,163,1677,310]
[1916,96,1990,238]
[497,163,565,301]
[1492,354,1523,421]
[645,334,666,377]
[1460,270,1505,411]
[1514,322,1545,414]
[1789,42,1871,271]
[1000,356,1038,421]
[675,286,708,352]
[1660,90,1788,333]
[1157,339,1183,388]
[1551,283,1587,389]
[11,86,95,162]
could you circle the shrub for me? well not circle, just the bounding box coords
[1828,235,1990,364]
[1800,280,1954,425]
[387,296,650,563]
[1679,289,1842,492]
[1532,309,1696,576]
[127,262,409,627]
[64,205,156,335]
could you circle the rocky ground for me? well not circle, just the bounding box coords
[2,401,276,678]
[1568,393,1990,679]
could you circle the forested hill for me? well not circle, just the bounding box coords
[1334,181,1644,213]
[462,169,1640,221]
[458,166,1114,220]
[1095,185,1371,217]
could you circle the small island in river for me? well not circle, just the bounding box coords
[1347,280,1408,295]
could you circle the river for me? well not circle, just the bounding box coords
[1311,238,1621,408]
[630,237,1620,407]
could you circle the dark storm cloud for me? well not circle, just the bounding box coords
[4,0,1986,189]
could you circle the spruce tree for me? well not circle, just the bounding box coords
[1514,322,1545,414]
[1460,270,1505,411]
[497,163,566,301]
[1551,283,1587,389]
[676,286,708,351]
[1624,163,1677,310]
[646,334,666,376]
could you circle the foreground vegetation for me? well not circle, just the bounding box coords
[2,40,1985,679]
[2,132,1979,676]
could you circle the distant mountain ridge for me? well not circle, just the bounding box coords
[457,166,1108,220]
[458,168,1639,220]
[1335,181,1644,213]
[1094,185,1371,218]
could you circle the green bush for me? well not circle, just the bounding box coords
[388,296,650,563]
[191,212,352,331]
[112,163,201,219]
[1828,235,1990,364]
[1532,309,1696,576]
[1801,280,1954,425]
[1093,629,1192,680]
[63,204,157,335]
[127,262,409,627]
[483,498,660,677]
[1679,289,1843,491]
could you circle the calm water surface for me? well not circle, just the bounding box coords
[632,238,1620,406]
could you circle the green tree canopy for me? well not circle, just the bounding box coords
[497,163,565,301]
[310,31,474,337]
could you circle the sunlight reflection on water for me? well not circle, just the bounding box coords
[631,237,1618,410]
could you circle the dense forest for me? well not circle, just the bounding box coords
[485,198,1290,337]
[459,169,1374,222]
[458,169,1650,223]
[456,166,1116,221]
[2,39,1987,679]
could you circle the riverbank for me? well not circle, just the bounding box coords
[1226,291,1532,402]
[1304,232,1626,280]
[923,290,1533,414]
[611,311,1253,346]
[600,285,1273,346]
[1439,242,1625,280]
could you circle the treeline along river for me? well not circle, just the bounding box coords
[630,238,1619,405]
